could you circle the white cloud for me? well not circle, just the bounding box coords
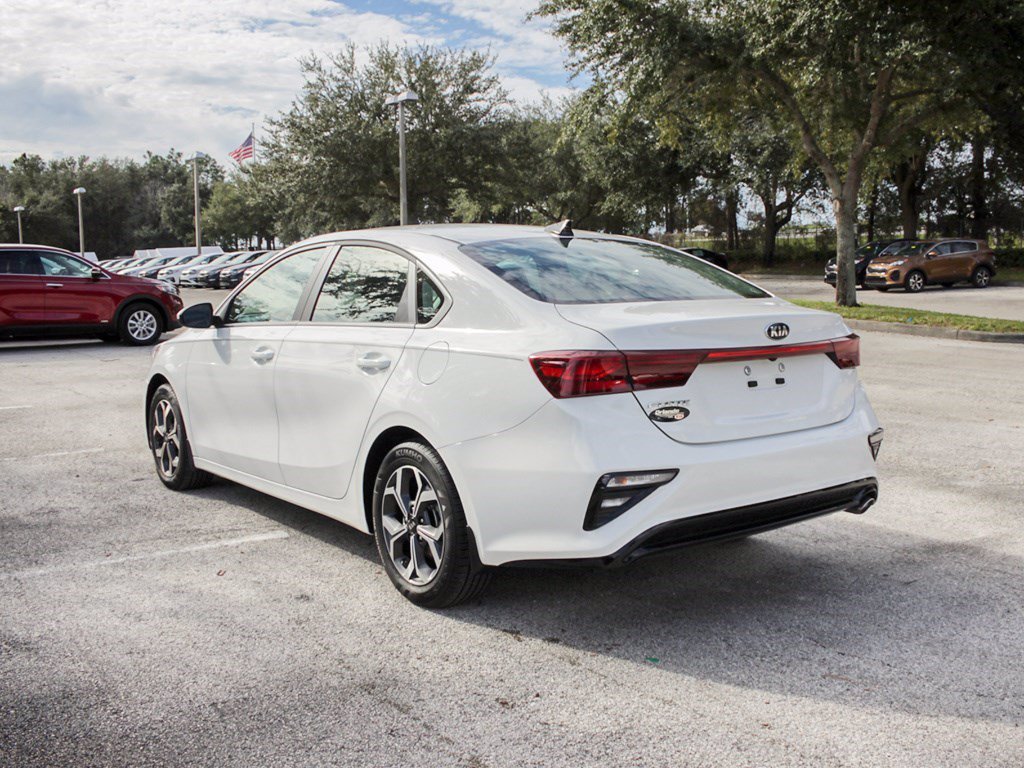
[0,0,574,164]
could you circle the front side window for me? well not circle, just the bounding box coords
[460,237,767,304]
[312,246,411,324]
[226,247,328,324]
[39,252,93,278]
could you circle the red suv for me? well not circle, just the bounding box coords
[0,245,183,345]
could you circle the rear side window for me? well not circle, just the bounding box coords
[0,251,44,275]
[417,272,444,324]
[226,247,327,324]
[952,241,978,254]
[312,246,411,324]
[460,237,766,304]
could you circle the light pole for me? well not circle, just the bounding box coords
[72,188,86,257]
[13,205,25,243]
[384,89,419,225]
[192,152,205,258]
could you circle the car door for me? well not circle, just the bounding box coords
[948,241,979,279]
[923,242,956,282]
[37,251,116,325]
[0,250,48,327]
[275,244,418,498]
[184,245,332,481]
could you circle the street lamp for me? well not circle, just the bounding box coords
[384,89,419,225]
[72,188,86,258]
[13,205,25,244]
[192,152,206,258]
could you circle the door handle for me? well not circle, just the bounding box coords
[46,283,63,288]
[357,353,391,372]
[250,346,275,364]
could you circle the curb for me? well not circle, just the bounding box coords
[843,318,1024,344]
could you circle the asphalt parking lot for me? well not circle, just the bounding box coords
[2,303,1023,766]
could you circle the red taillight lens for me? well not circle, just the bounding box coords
[828,334,860,369]
[530,335,859,398]
[624,351,705,390]
[529,351,631,398]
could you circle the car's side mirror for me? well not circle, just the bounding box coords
[179,302,221,329]
[91,267,103,280]
[926,251,937,259]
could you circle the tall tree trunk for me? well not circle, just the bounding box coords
[725,189,739,250]
[866,182,878,241]
[763,212,778,268]
[834,193,859,307]
[970,136,988,239]
[891,139,931,239]
[665,197,676,233]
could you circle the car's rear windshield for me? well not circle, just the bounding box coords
[459,237,767,304]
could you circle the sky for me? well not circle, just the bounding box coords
[0,0,575,165]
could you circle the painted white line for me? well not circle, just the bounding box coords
[0,447,106,461]
[0,405,33,411]
[1,530,290,579]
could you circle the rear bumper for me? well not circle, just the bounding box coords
[506,478,878,567]
[442,384,881,566]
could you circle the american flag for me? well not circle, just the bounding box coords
[229,132,255,163]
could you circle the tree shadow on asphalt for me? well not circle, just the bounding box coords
[192,480,1024,727]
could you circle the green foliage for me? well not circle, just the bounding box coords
[259,44,514,238]
[0,151,223,257]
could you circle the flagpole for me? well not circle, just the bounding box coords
[252,122,256,163]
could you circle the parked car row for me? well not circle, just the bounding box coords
[825,238,997,292]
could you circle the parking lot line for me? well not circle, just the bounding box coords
[0,530,290,579]
[0,447,106,461]
[0,405,33,410]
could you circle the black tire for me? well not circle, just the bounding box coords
[147,384,211,491]
[971,266,992,288]
[118,302,164,345]
[904,270,926,293]
[372,441,490,608]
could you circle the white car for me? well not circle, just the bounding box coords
[146,223,882,607]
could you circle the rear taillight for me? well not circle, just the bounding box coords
[828,334,860,369]
[529,351,631,398]
[530,335,860,399]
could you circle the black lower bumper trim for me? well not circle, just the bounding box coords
[503,478,878,569]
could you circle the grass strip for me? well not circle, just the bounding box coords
[791,299,1024,334]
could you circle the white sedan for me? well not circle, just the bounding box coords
[146,223,882,607]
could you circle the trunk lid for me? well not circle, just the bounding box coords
[555,298,858,444]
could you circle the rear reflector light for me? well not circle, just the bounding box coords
[584,469,679,530]
[530,335,860,398]
[868,428,884,460]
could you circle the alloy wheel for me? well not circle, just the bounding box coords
[127,309,158,342]
[151,398,181,480]
[975,268,991,287]
[907,272,924,292]
[380,465,445,586]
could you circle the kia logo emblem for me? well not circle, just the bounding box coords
[765,322,790,340]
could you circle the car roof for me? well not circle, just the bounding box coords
[296,223,637,248]
[0,243,77,253]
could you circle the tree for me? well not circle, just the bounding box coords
[537,0,1024,305]
[260,44,512,238]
